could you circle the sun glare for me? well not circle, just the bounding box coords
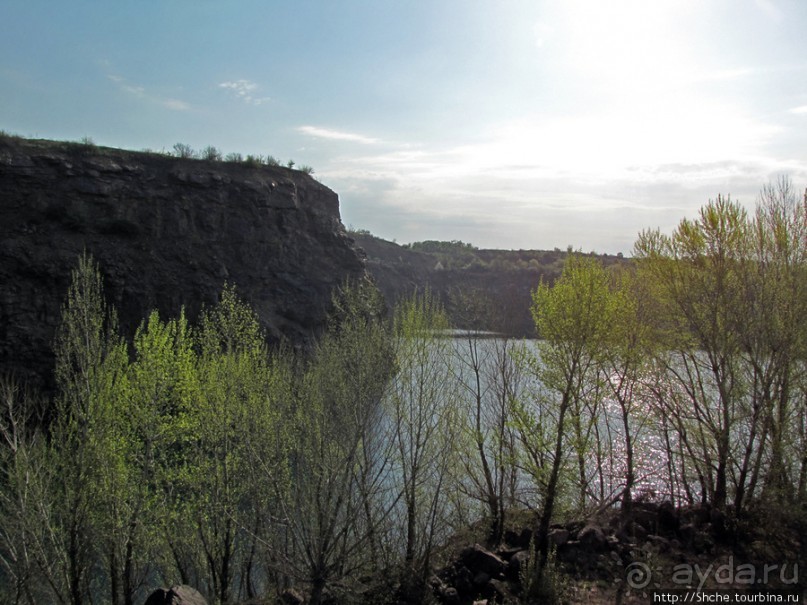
[471,1,777,177]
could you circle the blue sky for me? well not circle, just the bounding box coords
[2,0,807,253]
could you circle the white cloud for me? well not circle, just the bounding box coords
[218,79,271,105]
[107,74,190,112]
[754,0,784,22]
[162,98,191,111]
[322,98,791,253]
[297,125,379,144]
[788,105,807,115]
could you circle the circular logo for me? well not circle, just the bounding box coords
[626,562,652,589]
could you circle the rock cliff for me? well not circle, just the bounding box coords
[0,136,365,389]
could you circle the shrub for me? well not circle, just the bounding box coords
[201,146,222,161]
[244,154,264,167]
[173,143,196,159]
[299,164,314,175]
[224,152,243,163]
[265,155,280,167]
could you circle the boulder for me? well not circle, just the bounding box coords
[549,527,570,546]
[143,585,207,605]
[279,588,304,605]
[578,524,608,551]
[658,500,680,533]
[460,544,506,577]
[506,549,530,581]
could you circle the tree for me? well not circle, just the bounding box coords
[187,284,274,603]
[449,288,521,544]
[50,252,129,605]
[270,280,395,605]
[635,197,749,510]
[389,291,459,593]
[0,375,50,605]
[601,265,656,517]
[734,180,807,506]
[523,254,612,567]
[125,310,198,600]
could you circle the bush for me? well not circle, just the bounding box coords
[299,164,315,175]
[201,146,222,161]
[224,152,243,163]
[173,143,196,159]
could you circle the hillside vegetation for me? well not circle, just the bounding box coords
[0,178,805,605]
[350,232,626,337]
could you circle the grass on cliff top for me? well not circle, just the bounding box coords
[0,130,316,175]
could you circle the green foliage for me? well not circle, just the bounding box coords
[390,290,461,580]
[409,240,478,253]
[49,252,133,604]
[520,540,568,605]
[277,280,394,604]
[198,283,264,356]
[244,154,264,167]
[3,180,805,602]
[531,253,612,354]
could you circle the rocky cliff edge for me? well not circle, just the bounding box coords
[0,137,365,389]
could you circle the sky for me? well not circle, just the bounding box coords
[2,0,807,254]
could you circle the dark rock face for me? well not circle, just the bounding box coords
[0,138,365,389]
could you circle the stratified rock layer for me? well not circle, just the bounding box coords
[0,137,365,388]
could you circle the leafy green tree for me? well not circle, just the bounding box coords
[735,180,807,506]
[635,197,749,510]
[126,310,199,596]
[49,252,129,605]
[524,254,612,567]
[187,284,273,603]
[389,291,459,592]
[601,265,656,517]
[273,280,394,605]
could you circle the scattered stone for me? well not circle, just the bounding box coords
[442,586,460,604]
[460,544,506,577]
[578,524,608,551]
[658,501,680,533]
[506,549,529,581]
[279,587,304,605]
[143,585,207,605]
[549,527,570,546]
[647,534,671,552]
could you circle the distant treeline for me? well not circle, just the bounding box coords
[350,231,627,337]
